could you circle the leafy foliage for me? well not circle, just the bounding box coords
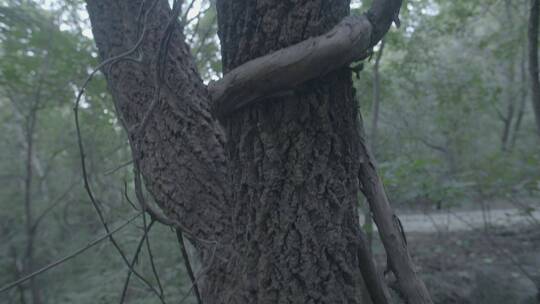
[356,0,540,208]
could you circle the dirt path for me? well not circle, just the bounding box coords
[361,208,540,233]
[399,208,540,233]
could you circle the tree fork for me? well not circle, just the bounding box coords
[86,0,432,302]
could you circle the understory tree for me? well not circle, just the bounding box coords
[85,0,431,303]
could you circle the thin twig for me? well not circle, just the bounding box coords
[104,160,134,176]
[120,219,156,304]
[187,9,203,45]
[132,164,171,225]
[180,0,196,26]
[0,212,142,294]
[449,210,539,284]
[143,212,164,296]
[31,178,80,232]
[184,4,211,28]
[179,243,217,304]
[176,229,202,304]
[75,84,166,303]
[123,180,140,211]
[72,1,167,302]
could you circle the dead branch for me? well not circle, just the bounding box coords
[358,138,433,304]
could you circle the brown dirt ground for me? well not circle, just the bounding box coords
[371,225,540,303]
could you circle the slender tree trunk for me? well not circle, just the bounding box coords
[23,107,41,304]
[529,0,540,136]
[511,42,529,149]
[501,0,516,151]
[501,63,516,151]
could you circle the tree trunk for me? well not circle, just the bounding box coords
[213,1,369,302]
[9,92,42,304]
[86,0,232,242]
[529,0,540,136]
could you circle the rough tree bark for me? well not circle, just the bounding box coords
[18,30,52,304]
[215,2,372,302]
[86,0,430,303]
[529,0,540,136]
[511,43,529,149]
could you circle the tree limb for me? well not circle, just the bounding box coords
[358,139,433,304]
[209,0,402,117]
[86,0,232,244]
